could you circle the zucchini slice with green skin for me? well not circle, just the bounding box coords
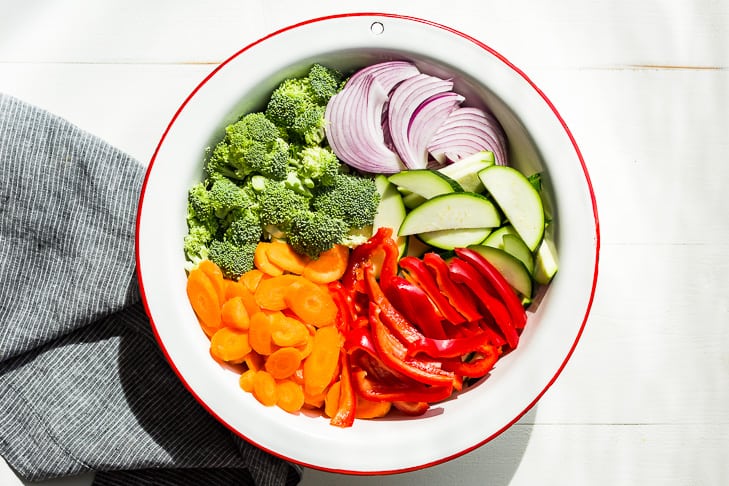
[467,244,533,298]
[502,234,535,274]
[390,170,462,210]
[373,175,408,257]
[534,235,559,285]
[438,150,495,193]
[398,192,500,236]
[418,227,492,250]
[482,224,520,248]
[478,166,545,251]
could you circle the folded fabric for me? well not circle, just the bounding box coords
[0,93,301,486]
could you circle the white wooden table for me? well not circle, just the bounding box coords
[1,1,727,484]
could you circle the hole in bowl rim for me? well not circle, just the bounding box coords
[135,12,600,475]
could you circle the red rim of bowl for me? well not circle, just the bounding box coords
[135,12,600,475]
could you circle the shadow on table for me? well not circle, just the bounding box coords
[299,407,536,486]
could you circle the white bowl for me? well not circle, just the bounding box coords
[136,13,599,474]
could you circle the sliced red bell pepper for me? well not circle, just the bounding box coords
[422,252,483,323]
[410,331,494,359]
[382,274,448,339]
[392,401,430,416]
[448,258,520,349]
[442,344,499,378]
[330,351,356,427]
[342,227,399,293]
[454,247,527,329]
[399,256,466,326]
[328,281,354,334]
[352,368,453,404]
[369,302,456,387]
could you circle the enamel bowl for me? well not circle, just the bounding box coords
[136,13,599,474]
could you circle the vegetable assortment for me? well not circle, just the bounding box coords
[183,60,559,427]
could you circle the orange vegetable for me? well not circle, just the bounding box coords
[197,259,226,300]
[303,387,327,409]
[266,240,310,275]
[295,334,314,360]
[186,268,222,335]
[276,379,305,414]
[302,245,349,284]
[224,280,261,316]
[270,314,309,347]
[254,274,304,311]
[324,380,341,418]
[209,327,251,363]
[265,347,303,380]
[239,369,257,393]
[252,370,278,407]
[254,243,284,277]
[244,352,264,372]
[239,268,266,293]
[355,396,392,419]
[248,312,277,356]
[303,326,342,397]
[284,279,338,327]
[220,296,250,330]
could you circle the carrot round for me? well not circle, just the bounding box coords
[220,296,250,330]
[240,268,266,293]
[248,312,277,356]
[239,369,257,393]
[252,370,278,407]
[302,244,349,284]
[295,334,314,360]
[266,240,310,275]
[265,346,303,380]
[244,352,264,372]
[197,259,226,300]
[276,379,305,413]
[270,314,309,347]
[303,326,342,397]
[355,396,392,419]
[324,380,341,418]
[284,279,338,327]
[209,327,251,363]
[254,274,305,311]
[254,243,285,277]
[224,280,261,316]
[186,268,222,335]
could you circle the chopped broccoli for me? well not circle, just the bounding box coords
[206,113,289,181]
[307,63,343,104]
[183,220,214,264]
[208,176,257,220]
[290,146,342,188]
[208,239,257,278]
[287,210,348,259]
[311,173,380,229]
[224,210,263,246]
[255,180,311,235]
[187,182,216,223]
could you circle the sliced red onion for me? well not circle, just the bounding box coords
[404,91,463,169]
[427,107,508,165]
[325,62,420,173]
[387,74,454,169]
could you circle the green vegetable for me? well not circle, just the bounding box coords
[287,210,349,259]
[208,239,258,278]
[312,173,380,229]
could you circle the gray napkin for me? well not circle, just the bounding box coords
[0,93,302,485]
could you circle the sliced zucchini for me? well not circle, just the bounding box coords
[373,174,408,257]
[390,169,462,209]
[398,192,500,236]
[482,224,520,248]
[502,234,535,274]
[418,227,492,250]
[438,150,495,193]
[479,166,545,251]
[467,244,533,298]
[533,235,559,285]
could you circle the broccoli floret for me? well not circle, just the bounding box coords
[255,180,311,235]
[224,210,263,246]
[311,173,380,229]
[187,182,216,222]
[287,210,348,258]
[206,113,289,181]
[208,176,257,220]
[183,220,214,264]
[291,146,342,187]
[208,239,257,279]
[307,63,343,104]
[265,77,327,146]
[184,182,219,264]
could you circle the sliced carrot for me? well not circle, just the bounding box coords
[265,346,303,380]
[197,259,226,300]
[276,379,305,413]
[239,369,257,393]
[284,278,338,327]
[303,387,327,409]
[295,334,314,360]
[355,396,392,419]
[266,240,310,275]
[324,380,341,418]
[244,352,264,372]
[254,243,285,277]
[224,280,261,316]
[248,311,278,356]
[291,366,305,386]
[303,326,342,397]
[240,268,266,293]
[220,296,250,330]
[270,314,309,347]
[302,245,349,284]
[186,268,221,335]
[252,370,278,407]
[209,327,251,363]
[254,274,305,311]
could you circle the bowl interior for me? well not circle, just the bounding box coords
[137,13,598,473]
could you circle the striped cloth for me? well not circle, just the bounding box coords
[0,94,301,486]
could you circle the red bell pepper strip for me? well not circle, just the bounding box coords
[399,256,466,326]
[352,368,453,404]
[330,351,356,427]
[342,227,399,292]
[328,281,354,334]
[448,258,520,349]
[442,344,499,378]
[392,401,430,416]
[422,252,483,323]
[454,247,527,329]
[382,274,448,340]
[410,331,495,359]
[368,302,456,387]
